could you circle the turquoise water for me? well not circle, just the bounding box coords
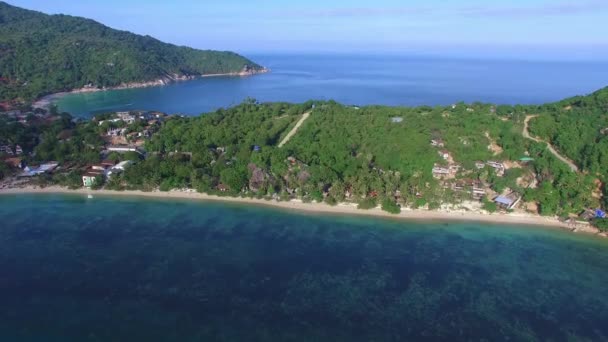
[1,194,607,341]
[56,54,608,117]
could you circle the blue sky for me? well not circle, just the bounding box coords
[8,0,608,59]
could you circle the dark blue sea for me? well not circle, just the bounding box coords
[1,194,608,341]
[55,54,608,117]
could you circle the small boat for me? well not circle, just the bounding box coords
[87,194,93,199]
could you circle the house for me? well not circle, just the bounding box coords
[82,170,104,188]
[20,162,59,177]
[217,183,230,192]
[0,145,13,155]
[493,193,520,210]
[107,160,133,178]
[430,139,445,147]
[15,145,22,155]
[107,145,143,155]
[4,157,24,169]
[253,145,261,152]
[391,117,403,123]
[475,161,486,169]
[107,128,127,137]
[487,161,505,176]
[116,112,136,124]
[432,164,451,178]
[82,163,115,187]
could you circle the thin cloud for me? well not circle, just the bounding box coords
[272,1,607,19]
[463,0,608,18]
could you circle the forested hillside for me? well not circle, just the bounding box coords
[528,87,608,182]
[0,1,263,102]
[3,82,607,223]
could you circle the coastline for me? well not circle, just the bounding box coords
[1,186,601,235]
[32,68,270,110]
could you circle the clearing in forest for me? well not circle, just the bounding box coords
[278,111,311,147]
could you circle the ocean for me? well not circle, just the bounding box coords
[1,194,607,341]
[55,54,608,117]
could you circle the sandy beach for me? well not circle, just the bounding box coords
[2,186,600,234]
[32,68,270,110]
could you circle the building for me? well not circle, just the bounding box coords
[391,117,403,123]
[487,161,505,176]
[107,128,127,137]
[82,170,104,188]
[4,157,24,169]
[432,164,451,178]
[0,145,13,155]
[475,161,486,169]
[107,160,133,178]
[82,163,115,187]
[493,193,520,210]
[20,162,59,177]
[116,112,136,124]
[106,145,144,155]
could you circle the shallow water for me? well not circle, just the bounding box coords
[55,54,608,117]
[1,194,607,341]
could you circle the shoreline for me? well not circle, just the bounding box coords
[1,186,602,235]
[32,68,270,110]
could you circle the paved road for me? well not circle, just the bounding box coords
[523,115,579,172]
[278,111,311,148]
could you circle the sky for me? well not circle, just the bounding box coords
[7,0,608,60]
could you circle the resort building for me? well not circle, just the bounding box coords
[493,193,521,210]
[107,160,133,178]
[82,170,104,188]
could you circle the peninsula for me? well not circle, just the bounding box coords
[2,88,608,236]
[0,1,266,106]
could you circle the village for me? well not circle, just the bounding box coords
[0,109,166,189]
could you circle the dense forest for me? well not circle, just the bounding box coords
[0,2,263,102]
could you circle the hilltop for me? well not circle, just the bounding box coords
[0,1,265,103]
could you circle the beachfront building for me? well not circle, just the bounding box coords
[82,170,104,188]
[493,193,520,210]
[107,160,133,178]
[82,162,116,187]
[20,162,59,177]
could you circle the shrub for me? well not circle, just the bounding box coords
[381,199,401,214]
[357,197,377,210]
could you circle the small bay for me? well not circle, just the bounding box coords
[55,54,608,118]
[0,194,607,341]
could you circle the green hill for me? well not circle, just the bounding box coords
[0,1,264,102]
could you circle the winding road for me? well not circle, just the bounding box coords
[523,115,579,172]
[278,111,311,148]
